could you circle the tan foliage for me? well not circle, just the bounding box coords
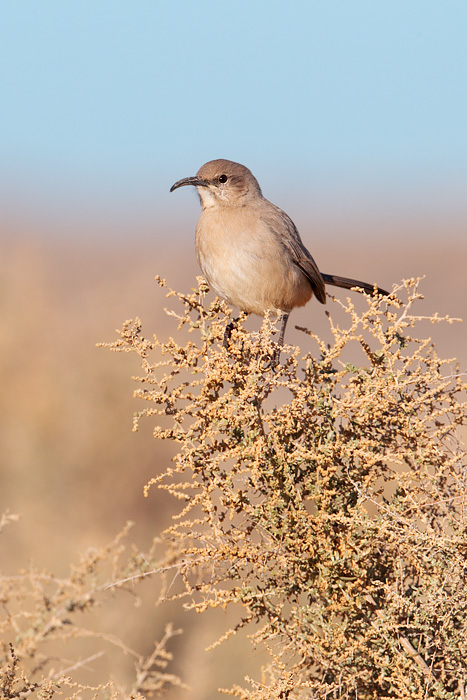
[2,274,466,699]
[101,277,467,699]
[0,519,184,699]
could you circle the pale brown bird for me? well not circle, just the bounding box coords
[170,159,388,355]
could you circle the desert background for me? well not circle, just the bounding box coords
[1,199,466,697]
[1,3,466,698]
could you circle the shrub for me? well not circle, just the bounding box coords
[2,276,466,699]
[0,517,183,699]
[103,276,467,699]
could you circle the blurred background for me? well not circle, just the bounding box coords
[1,1,466,697]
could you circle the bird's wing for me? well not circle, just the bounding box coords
[260,204,327,304]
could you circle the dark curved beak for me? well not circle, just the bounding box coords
[170,176,209,193]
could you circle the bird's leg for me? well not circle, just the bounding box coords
[278,312,290,347]
[271,312,290,366]
[223,317,239,348]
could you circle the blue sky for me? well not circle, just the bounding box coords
[1,1,467,212]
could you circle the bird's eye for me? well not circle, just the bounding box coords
[218,174,228,183]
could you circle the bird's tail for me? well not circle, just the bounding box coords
[321,273,389,297]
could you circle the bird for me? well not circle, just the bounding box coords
[170,159,388,357]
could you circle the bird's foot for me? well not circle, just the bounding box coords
[223,318,238,349]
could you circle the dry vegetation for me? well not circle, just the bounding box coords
[99,277,467,699]
[0,516,184,699]
[2,240,467,698]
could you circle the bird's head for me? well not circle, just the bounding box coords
[170,159,262,208]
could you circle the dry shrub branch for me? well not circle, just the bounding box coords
[104,276,467,700]
[0,520,184,699]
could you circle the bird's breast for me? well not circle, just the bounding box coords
[195,209,313,315]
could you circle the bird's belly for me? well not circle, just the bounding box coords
[196,225,312,315]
